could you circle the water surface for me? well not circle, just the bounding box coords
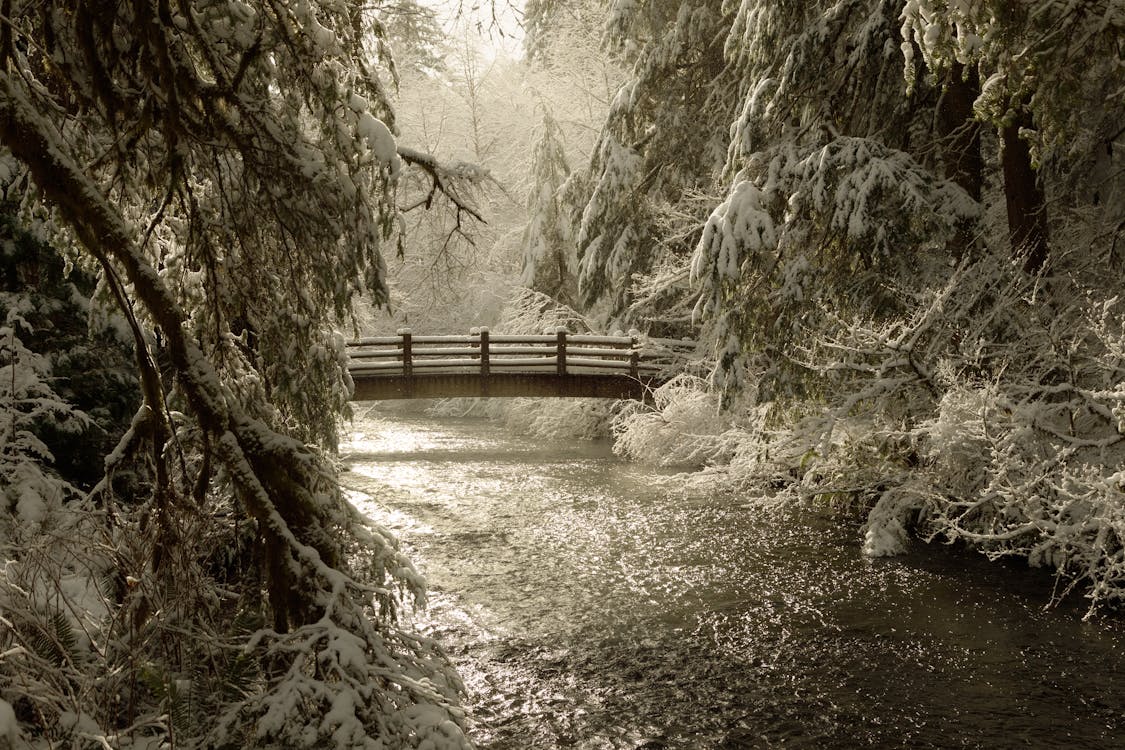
[341,409,1125,748]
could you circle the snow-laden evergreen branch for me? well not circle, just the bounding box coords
[0,0,472,744]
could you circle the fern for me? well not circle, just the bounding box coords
[22,609,79,667]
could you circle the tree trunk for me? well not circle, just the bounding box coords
[938,63,983,201]
[938,62,984,261]
[0,75,340,634]
[1001,104,1050,273]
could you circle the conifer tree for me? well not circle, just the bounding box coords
[520,111,578,305]
[902,0,1125,272]
[0,1,471,745]
[574,0,738,325]
[693,0,980,396]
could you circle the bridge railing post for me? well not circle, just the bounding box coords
[479,328,490,377]
[480,327,490,396]
[397,328,413,399]
[629,330,640,379]
[399,328,412,378]
[556,329,567,376]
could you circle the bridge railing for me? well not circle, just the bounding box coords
[346,328,695,380]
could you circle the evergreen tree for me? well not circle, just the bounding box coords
[520,111,578,305]
[0,1,471,745]
[0,210,138,491]
[693,0,979,397]
[380,0,450,77]
[574,0,739,327]
[902,0,1125,271]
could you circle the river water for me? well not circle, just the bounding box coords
[340,409,1125,749]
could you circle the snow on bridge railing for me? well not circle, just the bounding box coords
[345,328,698,380]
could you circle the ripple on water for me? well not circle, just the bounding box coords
[343,413,1125,749]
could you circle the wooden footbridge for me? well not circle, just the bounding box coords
[347,329,695,401]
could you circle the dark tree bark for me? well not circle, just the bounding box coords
[938,63,983,201]
[1001,104,1050,273]
[0,80,339,634]
[938,62,984,260]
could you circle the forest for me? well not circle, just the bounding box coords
[0,0,1123,747]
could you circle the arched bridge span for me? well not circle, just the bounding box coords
[347,330,696,401]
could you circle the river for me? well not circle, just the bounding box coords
[340,408,1125,749]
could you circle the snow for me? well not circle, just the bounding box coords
[862,490,912,557]
[322,690,357,740]
[311,22,336,51]
[357,113,401,177]
[0,700,16,747]
[693,177,778,290]
[59,710,101,736]
[348,93,369,112]
[15,485,47,526]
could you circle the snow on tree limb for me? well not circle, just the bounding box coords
[0,0,471,744]
[397,145,488,250]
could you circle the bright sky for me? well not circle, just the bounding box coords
[428,0,526,60]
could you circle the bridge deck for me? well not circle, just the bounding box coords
[347,329,693,401]
[351,372,660,401]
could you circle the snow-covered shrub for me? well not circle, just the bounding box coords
[756,250,1125,613]
[207,509,468,749]
[908,301,1125,611]
[426,394,618,440]
[499,396,619,441]
[0,329,88,538]
[0,213,139,493]
[0,506,116,746]
[612,375,738,468]
[0,431,470,747]
[610,232,1125,612]
[0,343,100,741]
[495,286,595,335]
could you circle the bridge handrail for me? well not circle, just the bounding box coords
[348,359,663,371]
[348,333,643,347]
[348,344,647,357]
[346,329,695,380]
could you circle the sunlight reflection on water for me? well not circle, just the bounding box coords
[341,410,1125,749]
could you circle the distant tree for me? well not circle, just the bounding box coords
[522,0,623,154]
[520,111,578,305]
[574,0,738,327]
[380,0,450,76]
[0,1,471,746]
[381,34,527,333]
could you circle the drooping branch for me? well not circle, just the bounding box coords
[397,145,488,249]
[0,73,342,632]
